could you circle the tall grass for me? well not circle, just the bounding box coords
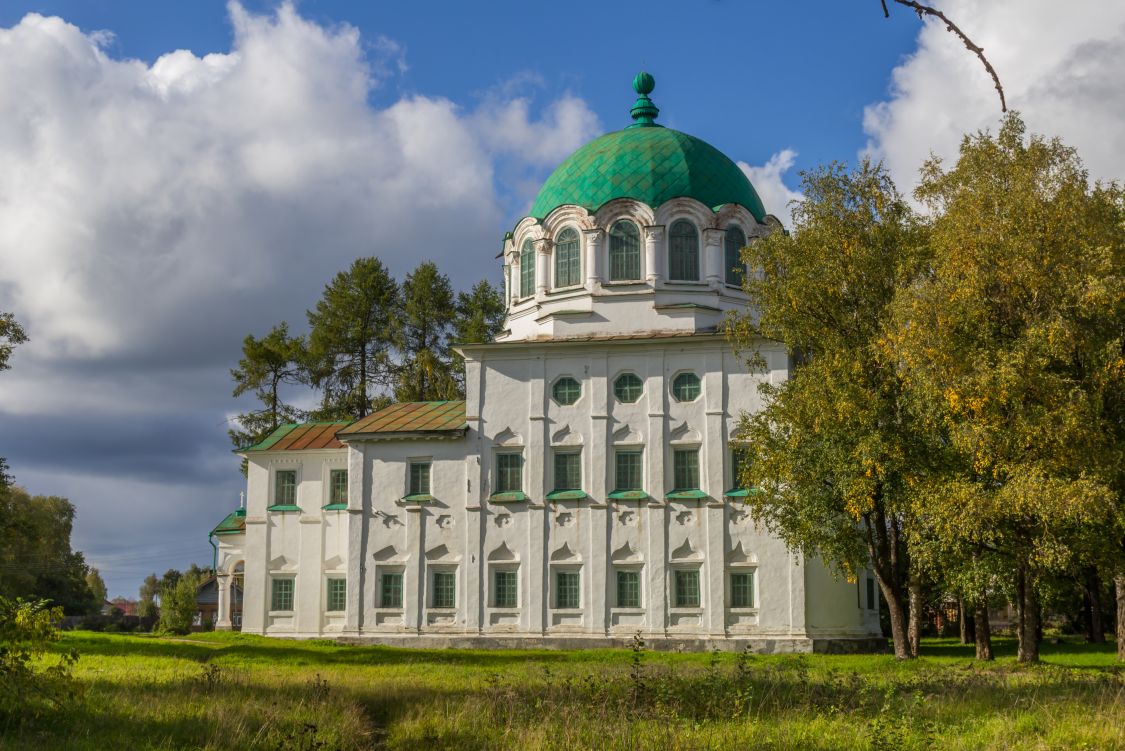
[2,632,1122,750]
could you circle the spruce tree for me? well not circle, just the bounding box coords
[394,261,460,402]
[229,322,307,460]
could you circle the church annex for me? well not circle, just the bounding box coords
[209,74,885,651]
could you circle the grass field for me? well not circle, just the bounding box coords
[4,631,1124,750]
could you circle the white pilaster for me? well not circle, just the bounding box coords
[583,228,603,292]
[703,228,724,288]
[534,238,550,299]
[644,225,665,285]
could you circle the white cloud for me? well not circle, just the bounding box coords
[739,149,804,228]
[863,0,1125,192]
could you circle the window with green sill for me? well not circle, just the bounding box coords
[519,239,535,298]
[672,372,701,402]
[672,448,700,491]
[669,219,699,281]
[380,571,403,609]
[552,376,581,405]
[730,571,755,608]
[613,372,643,403]
[326,577,346,612]
[329,469,348,505]
[554,451,581,492]
[554,570,580,609]
[674,569,700,608]
[616,569,641,608]
[496,453,523,494]
[409,460,431,496]
[271,577,294,611]
[555,228,581,288]
[274,470,297,506]
[431,570,456,609]
[731,447,751,490]
[725,225,747,285]
[493,569,518,608]
[608,220,640,281]
[615,451,643,492]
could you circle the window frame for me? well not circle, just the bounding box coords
[270,576,295,613]
[430,568,457,610]
[613,372,644,403]
[614,568,642,609]
[491,567,519,609]
[553,567,581,610]
[495,452,523,494]
[608,220,642,282]
[519,239,535,298]
[668,219,700,281]
[614,450,644,492]
[378,568,404,609]
[728,568,756,609]
[553,450,582,492]
[671,372,702,402]
[273,468,298,507]
[325,576,347,613]
[551,376,582,406]
[672,568,702,609]
[554,227,582,289]
[328,468,348,505]
[408,459,432,497]
[724,224,748,286]
[672,448,701,492]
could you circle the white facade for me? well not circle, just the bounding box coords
[211,87,884,650]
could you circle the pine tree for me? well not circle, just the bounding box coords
[229,323,307,464]
[305,258,400,419]
[394,261,460,402]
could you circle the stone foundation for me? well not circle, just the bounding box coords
[331,634,888,654]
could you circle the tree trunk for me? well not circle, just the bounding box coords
[1018,564,1040,663]
[958,597,969,644]
[880,578,912,659]
[907,573,922,657]
[1115,574,1125,662]
[974,602,993,661]
[1086,570,1106,643]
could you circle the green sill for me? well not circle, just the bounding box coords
[546,489,587,501]
[724,488,749,498]
[400,494,435,503]
[267,504,302,513]
[665,489,708,500]
[608,489,649,501]
[489,491,528,503]
[321,502,348,511]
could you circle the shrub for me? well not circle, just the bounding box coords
[0,596,79,725]
[158,573,202,635]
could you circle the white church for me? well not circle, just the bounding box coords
[209,74,884,651]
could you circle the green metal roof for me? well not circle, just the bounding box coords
[211,508,246,536]
[527,74,766,221]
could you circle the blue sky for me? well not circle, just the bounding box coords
[0,1,1121,597]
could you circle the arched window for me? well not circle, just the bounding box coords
[608,220,641,281]
[555,228,581,288]
[519,239,535,298]
[668,220,699,281]
[725,226,747,286]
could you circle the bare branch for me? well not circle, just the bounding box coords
[881,0,1007,112]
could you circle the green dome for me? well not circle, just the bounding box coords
[529,126,767,222]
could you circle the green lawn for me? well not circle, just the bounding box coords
[4,631,1124,750]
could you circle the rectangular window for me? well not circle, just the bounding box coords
[493,569,518,608]
[326,577,346,612]
[674,569,700,608]
[554,451,581,491]
[616,570,641,608]
[380,571,403,609]
[866,576,876,611]
[496,453,523,493]
[555,570,580,609]
[329,469,348,504]
[270,577,294,611]
[520,249,535,298]
[409,460,431,496]
[673,449,700,491]
[432,570,456,609]
[730,571,755,608]
[275,470,297,505]
[615,451,643,491]
[730,448,749,490]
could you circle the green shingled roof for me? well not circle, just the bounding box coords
[211,508,246,536]
[528,126,767,221]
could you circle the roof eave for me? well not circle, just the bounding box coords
[338,427,469,443]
